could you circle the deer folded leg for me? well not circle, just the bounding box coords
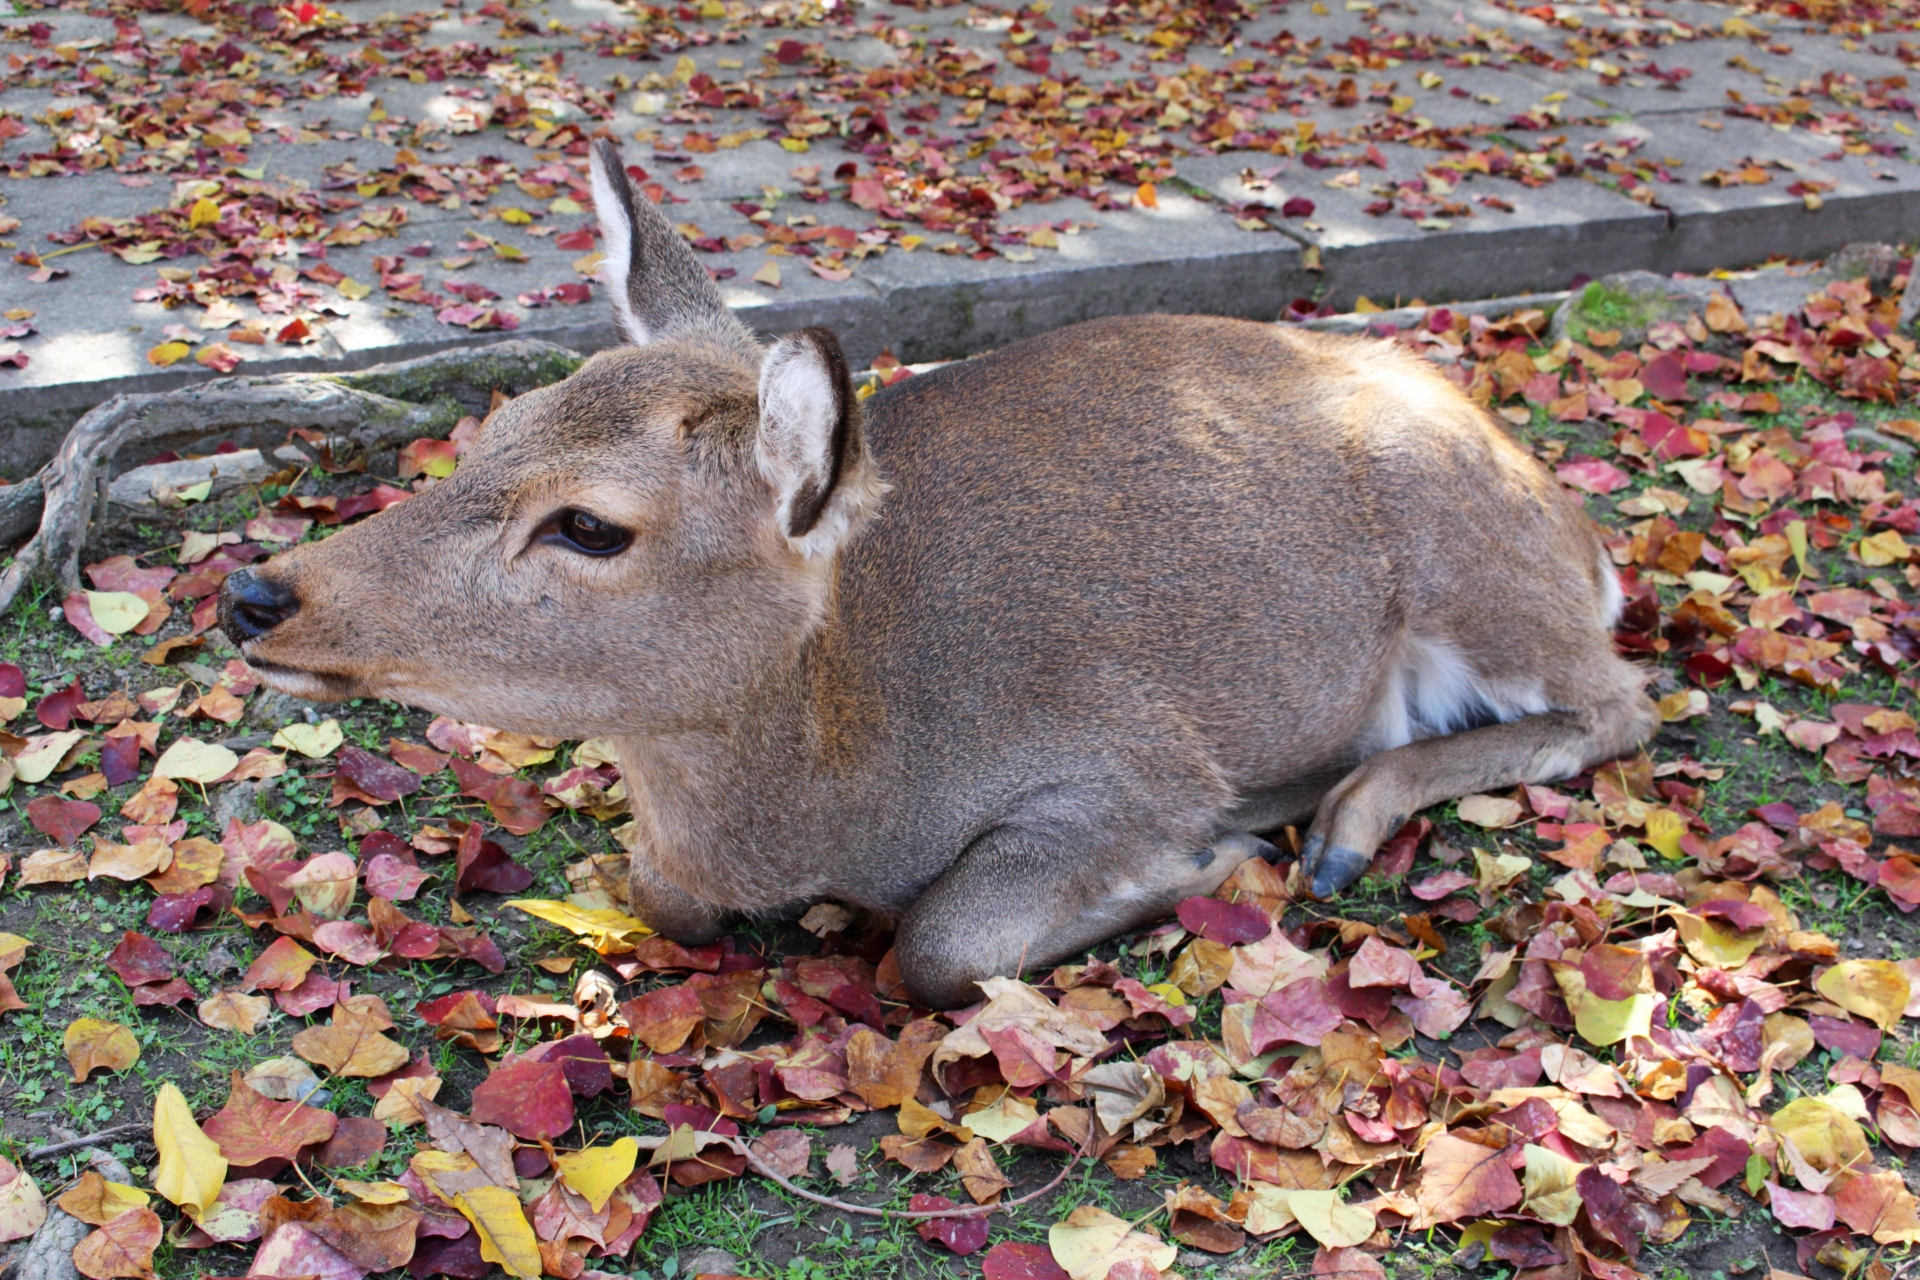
[895,827,1262,1009]
[1300,688,1658,899]
[628,854,733,945]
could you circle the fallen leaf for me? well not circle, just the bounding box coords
[56,1173,149,1227]
[1048,1204,1177,1280]
[1288,1190,1375,1248]
[153,1082,226,1217]
[199,990,272,1034]
[551,1138,639,1211]
[71,1207,162,1280]
[292,1006,409,1077]
[1413,1132,1522,1227]
[64,1017,140,1082]
[1815,960,1910,1031]
[203,1071,338,1166]
[0,1157,46,1244]
[451,1186,541,1279]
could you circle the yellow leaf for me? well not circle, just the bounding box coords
[187,197,221,228]
[337,277,372,301]
[499,208,533,225]
[961,1091,1041,1144]
[550,197,583,214]
[672,54,696,82]
[1520,1143,1586,1224]
[152,738,238,784]
[272,720,343,759]
[153,1082,226,1218]
[85,592,149,636]
[1288,1189,1375,1247]
[1643,807,1686,858]
[1048,1204,1177,1280]
[63,1018,140,1083]
[1816,959,1910,1032]
[452,1187,541,1280]
[551,1138,638,1212]
[334,1180,410,1204]
[56,1172,149,1227]
[505,899,653,951]
[1857,530,1913,566]
[751,261,781,289]
[1772,1096,1870,1183]
[146,342,191,367]
[1675,911,1764,968]
[1552,965,1655,1046]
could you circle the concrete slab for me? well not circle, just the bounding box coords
[5,0,1920,468]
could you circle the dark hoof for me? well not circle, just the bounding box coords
[1301,834,1371,899]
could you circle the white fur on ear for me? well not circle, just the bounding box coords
[588,141,648,344]
[757,331,881,559]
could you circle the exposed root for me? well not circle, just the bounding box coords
[634,1130,1085,1221]
[0,339,582,617]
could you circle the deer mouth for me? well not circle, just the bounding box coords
[236,655,365,702]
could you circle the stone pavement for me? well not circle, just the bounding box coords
[2,0,1920,466]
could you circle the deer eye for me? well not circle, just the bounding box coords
[541,509,630,556]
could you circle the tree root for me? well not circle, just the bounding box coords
[634,1130,1085,1221]
[0,339,582,617]
[22,1125,149,1164]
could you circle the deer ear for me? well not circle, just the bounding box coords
[757,328,882,558]
[589,138,752,353]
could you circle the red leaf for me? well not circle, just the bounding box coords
[364,853,429,901]
[1640,353,1690,401]
[911,1194,988,1256]
[1555,457,1630,495]
[131,978,195,1007]
[454,823,533,894]
[147,885,231,932]
[531,1034,615,1097]
[27,795,101,847]
[1410,870,1475,900]
[469,1056,573,1140]
[485,778,553,837]
[36,677,85,730]
[107,931,176,986]
[1249,977,1345,1052]
[1175,895,1271,944]
[334,745,421,803]
[982,1242,1071,1280]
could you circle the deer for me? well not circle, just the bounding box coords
[219,139,1658,1010]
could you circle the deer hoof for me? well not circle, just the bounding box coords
[1301,834,1371,899]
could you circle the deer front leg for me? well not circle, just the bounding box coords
[1300,689,1659,899]
[894,829,1275,1010]
[628,854,732,945]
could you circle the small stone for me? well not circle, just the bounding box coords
[681,1248,743,1277]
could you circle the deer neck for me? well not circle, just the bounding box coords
[610,598,883,909]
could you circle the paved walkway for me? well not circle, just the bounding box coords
[2,0,1919,460]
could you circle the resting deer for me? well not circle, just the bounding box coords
[220,139,1657,1009]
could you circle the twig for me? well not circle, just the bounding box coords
[713,1132,1084,1221]
[25,1123,149,1163]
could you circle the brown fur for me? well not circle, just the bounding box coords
[220,147,1656,1008]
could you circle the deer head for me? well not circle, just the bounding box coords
[219,139,884,739]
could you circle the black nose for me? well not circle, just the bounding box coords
[220,568,299,643]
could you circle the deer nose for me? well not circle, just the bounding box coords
[220,568,299,643]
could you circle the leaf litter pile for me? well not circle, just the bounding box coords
[17,274,1920,1278]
